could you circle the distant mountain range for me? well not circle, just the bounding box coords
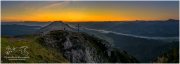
[37,21,75,34]
[1,24,41,36]
[68,19,179,37]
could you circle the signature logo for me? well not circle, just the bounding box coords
[4,46,29,60]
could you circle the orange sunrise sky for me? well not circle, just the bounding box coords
[1,1,179,22]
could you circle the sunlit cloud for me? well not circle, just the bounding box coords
[37,1,70,11]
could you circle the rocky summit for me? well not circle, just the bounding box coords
[37,30,138,63]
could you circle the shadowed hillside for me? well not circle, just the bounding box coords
[37,30,139,63]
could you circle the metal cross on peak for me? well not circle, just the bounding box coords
[76,24,81,32]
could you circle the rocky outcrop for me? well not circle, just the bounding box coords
[153,48,179,63]
[37,30,138,63]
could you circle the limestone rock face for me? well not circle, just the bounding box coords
[38,30,138,63]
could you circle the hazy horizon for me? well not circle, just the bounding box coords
[1,19,179,23]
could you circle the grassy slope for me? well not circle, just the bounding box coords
[1,36,68,63]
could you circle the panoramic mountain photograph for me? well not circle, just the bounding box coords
[1,1,179,63]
